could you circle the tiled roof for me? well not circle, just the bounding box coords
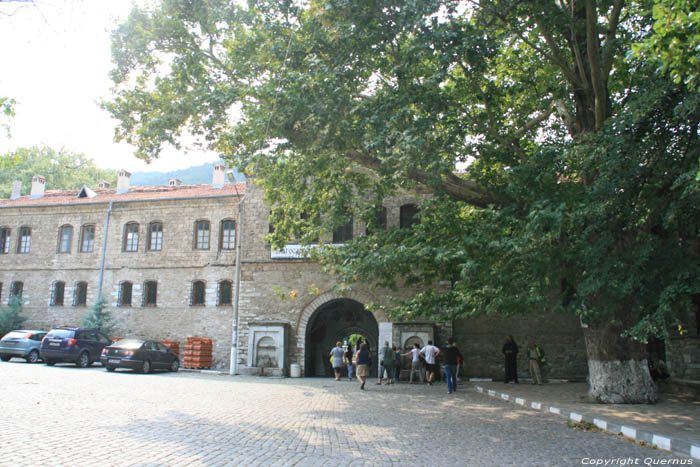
[0,183,246,208]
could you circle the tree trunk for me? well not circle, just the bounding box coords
[582,318,657,404]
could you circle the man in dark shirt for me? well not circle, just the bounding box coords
[444,337,464,394]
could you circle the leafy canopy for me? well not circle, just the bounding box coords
[104,0,700,338]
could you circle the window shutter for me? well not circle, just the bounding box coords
[141,282,147,307]
[216,281,221,306]
[117,283,122,307]
[189,281,194,306]
[73,282,78,306]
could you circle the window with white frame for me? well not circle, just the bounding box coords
[58,225,73,253]
[194,220,210,250]
[220,220,235,250]
[123,223,139,252]
[80,225,95,253]
[17,227,31,253]
[148,222,163,251]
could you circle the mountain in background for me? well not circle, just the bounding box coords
[130,161,245,186]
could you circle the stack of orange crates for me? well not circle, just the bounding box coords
[161,340,180,359]
[183,337,212,369]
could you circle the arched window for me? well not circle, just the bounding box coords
[50,281,65,306]
[0,227,10,254]
[217,280,233,306]
[10,281,23,298]
[191,280,206,306]
[220,220,236,250]
[118,281,133,306]
[148,222,163,251]
[123,223,139,252]
[17,226,31,253]
[73,281,88,307]
[143,280,158,306]
[332,211,353,244]
[58,225,73,253]
[194,220,210,250]
[80,225,95,253]
[366,207,387,235]
[400,204,420,228]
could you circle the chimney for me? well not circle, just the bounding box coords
[212,164,225,188]
[98,181,110,189]
[116,170,131,194]
[10,181,21,200]
[30,175,46,199]
[169,178,182,186]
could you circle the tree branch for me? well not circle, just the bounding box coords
[346,150,502,208]
[602,0,625,80]
[586,0,607,130]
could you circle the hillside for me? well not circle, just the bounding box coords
[130,162,245,186]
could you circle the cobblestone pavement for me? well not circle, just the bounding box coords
[0,362,692,467]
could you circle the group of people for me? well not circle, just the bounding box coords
[329,337,464,393]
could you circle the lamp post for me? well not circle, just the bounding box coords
[228,171,244,375]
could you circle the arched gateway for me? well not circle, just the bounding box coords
[301,296,386,377]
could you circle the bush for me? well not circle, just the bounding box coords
[81,298,114,335]
[0,295,27,337]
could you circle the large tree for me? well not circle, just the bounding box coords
[103,0,700,403]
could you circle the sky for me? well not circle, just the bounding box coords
[0,0,219,173]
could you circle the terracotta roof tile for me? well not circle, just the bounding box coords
[0,183,246,208]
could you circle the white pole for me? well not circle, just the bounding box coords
[230,187,244,375]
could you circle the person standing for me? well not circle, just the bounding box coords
[392,346,401,382]
[502,335,519,384]
[527,340,544,385]
[377,341,394,385]
[402,343,424,384]
[330,341,346,381]
[355,342,371,390]
[419,340,440,385]
[345,344,354,381]
[443,337,463,394]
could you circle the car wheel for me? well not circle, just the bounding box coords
[26,350,40,363]
[106,366,116,372]
[0,355,11,362]
[141,359,151,374]
[44,359,55,366]
[76,352,90,368]
[169,359,179,372]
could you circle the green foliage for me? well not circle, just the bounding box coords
[103,0,700,342]
[635,0,700,90]
[0,146,117,198]
[0,295,27,338]
[81,299,114,336]
[0,96,15,137]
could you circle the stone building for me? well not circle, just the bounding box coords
[0,164,600,380]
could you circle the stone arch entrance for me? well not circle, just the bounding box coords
[304,298,379,377]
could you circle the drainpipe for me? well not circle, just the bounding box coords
[97,201,113,302]
[230,195,244,375]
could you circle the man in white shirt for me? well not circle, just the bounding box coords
[419,340,440,385]
[401,343,424,383]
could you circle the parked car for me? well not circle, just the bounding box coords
[40,327,112,368]
[0,330,48,363]
[101,339,180,374]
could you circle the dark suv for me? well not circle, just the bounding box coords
[40,327,112,368]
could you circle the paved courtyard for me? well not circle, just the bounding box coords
[0,362,691,466]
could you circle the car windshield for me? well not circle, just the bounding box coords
[2,331,29,340]
[114,339,144,349]
[46,329,75,339]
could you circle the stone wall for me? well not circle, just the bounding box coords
[454,312,589,381]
